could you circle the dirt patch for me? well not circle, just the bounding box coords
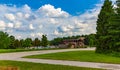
[0,66,19,70]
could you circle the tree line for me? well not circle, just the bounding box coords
[0,31,48,49]
[0,31,97,49]
[96,0,120,53]
[50,34,96,47]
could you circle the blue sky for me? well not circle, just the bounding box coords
[0,0,110,40]
[0,0,100,15]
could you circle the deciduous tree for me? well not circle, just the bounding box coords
[41,35,48,47]
[0,31,11,49]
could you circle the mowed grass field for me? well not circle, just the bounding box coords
[0,60,103,70]
[0,48,60,53]
[25,51,120,64]
[0,49,35,53]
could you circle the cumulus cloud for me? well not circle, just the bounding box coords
[16,12,23,18]
[0,20,6,30]
[38,4,70,18]
[29,24,34,30]
[53,30,60,36]
[31,32,43,38]
[0,3,101,40]
[5,13,15,21]
[14,21,22,28]
[25,14,30,18]
[7,23,14,28]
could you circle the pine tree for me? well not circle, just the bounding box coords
[108,0,120,52]
[96,0,114,53]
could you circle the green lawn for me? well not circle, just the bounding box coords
[25,51,120,64]
[0,49,35,53]
[0,60,102,70]
[0,48,60,53]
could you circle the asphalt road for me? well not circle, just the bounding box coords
[0,48,120,70]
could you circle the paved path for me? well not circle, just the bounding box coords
[0,48,120,70]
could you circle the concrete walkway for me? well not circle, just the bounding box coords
[0,48,120,70]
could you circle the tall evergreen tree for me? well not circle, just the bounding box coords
[108,0,120,52]
[96,0,114,53]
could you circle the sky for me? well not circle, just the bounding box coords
[0,0,116,40]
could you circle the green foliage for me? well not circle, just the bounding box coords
[96,0,114,53]
[33,38,41,47]
[19,39,24,48]
[14,39,20,48]
[108,0,120,52]
[88,34,96,47]
[50,37,63,45]
[95,0,120,53]
[50,35,90,46]
[9,35,16,49]
[23,38,32,48]
[0,31,11,49]
[41,35,48,47]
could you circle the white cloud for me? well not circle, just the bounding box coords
[37,33,43,37]
[5,13,15,21]
[53,30,60,36]
[29,24,34,30]
[16,35,22,39]
[16,12,23,18]
[31,33,35,37]
[38,25,43,29]
[0,4,101,40]
[60,26,71,32]
[0,20,6,30]
[23,4,31,13]
[111,0,116,2]
[25,13,30,18]
[31,33,43,38]
[14,21,22,28]
[49,18,58,24]
[38,4,70,18]
[7,23,14,28]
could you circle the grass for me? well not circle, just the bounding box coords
[0,60,103,70]
[25,51,120,64]
[0,48,60,53]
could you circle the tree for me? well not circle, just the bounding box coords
[50,37,63,45]
[33,38,41,47]
[14,39,20,48]
[88,34,96,47]
[19,39,24,48]
[96,0,114,53]
[41,35,48,47]
[0,31,11,49]
[9,35,16,49]
[108,0,120,52]
[23,38,32,48]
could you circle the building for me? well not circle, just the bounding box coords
[58,37,85,48]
